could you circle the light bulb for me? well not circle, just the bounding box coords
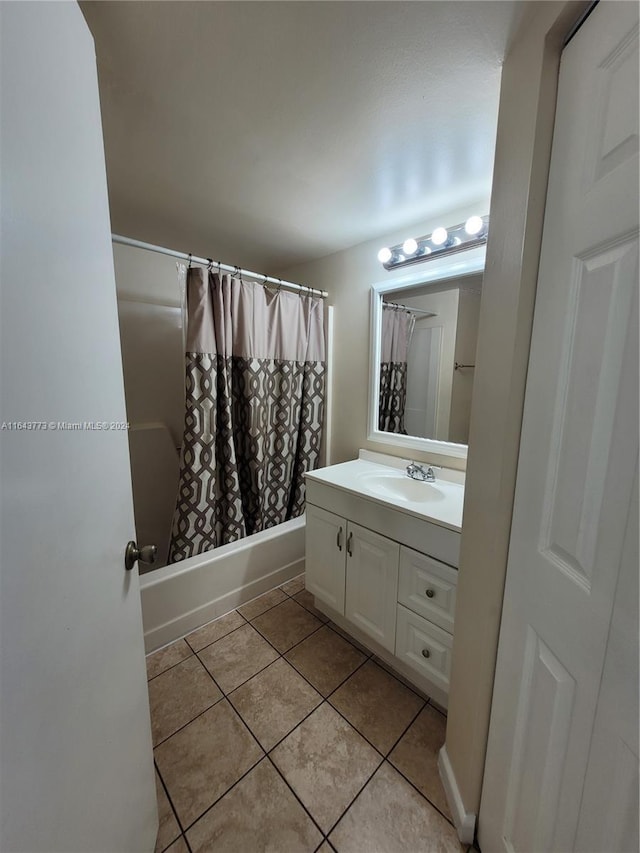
[403,238,418,255]
[465,215,484,236]
[378,247,392,264]
[431,227,448,246]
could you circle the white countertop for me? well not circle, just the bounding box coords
[305,458,464,533]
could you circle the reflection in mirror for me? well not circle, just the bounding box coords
[379,274,482,444]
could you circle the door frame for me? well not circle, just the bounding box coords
[440,0,594,842]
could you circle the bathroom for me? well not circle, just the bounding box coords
[1,2,637,853]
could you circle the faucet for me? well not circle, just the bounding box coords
[406,462,436,483]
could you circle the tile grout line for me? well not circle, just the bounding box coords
[265,753,330,843]
[179,752,267,839]
[185,611,250,654]
[386,755,457,829]
[154,757,191,850]
[150,580,455,843]
[147,615,250,681]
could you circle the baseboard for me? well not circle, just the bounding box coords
[438,745,476,845]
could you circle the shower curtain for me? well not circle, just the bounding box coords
[168,268,326,563]
[378,304,415,434]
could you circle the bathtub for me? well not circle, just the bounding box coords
[139,516,306,652]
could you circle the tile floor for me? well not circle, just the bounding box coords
[147,574,469,853]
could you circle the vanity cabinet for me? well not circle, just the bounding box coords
[305,471,461,706]
[305,505,398,652]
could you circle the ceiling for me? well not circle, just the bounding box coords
[82,1,525,272]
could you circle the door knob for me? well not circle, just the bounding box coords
[124,540,157,572]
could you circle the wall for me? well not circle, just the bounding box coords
[443,0,591,827]
[280,202,489,470]
[450,286,481,444]
[113,243,185,567]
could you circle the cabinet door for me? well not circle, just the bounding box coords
[345,522,399,652]
[305,504,346,613]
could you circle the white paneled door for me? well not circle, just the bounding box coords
[479,3,639,852]
[0,3,157,851]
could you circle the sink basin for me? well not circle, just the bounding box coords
[359,471,446,504]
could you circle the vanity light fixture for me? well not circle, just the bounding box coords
[378,215,489,271]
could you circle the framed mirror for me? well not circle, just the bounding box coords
[368,245,486,460]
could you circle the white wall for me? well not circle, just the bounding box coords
[444,0,590,823]
[280,201,490,470]
[113,243,185,567]
[450,286,481,444]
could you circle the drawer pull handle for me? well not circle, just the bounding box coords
[337,527,343,551]
[426,588,435,599]
[421,648,431,659]
[347,532,353,557]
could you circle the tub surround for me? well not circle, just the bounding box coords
[304,451,464,710]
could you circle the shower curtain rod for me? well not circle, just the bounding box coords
[111,234,329,298]
[385,300,437,318]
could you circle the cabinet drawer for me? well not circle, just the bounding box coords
[398,547,457,633]
[395,604,452,692]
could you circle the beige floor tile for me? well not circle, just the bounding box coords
[329,659,424,755]
[372,654,431,701]
[280,574,305,596]
[198,623,279,693]
[237,587,288,621]
[164,837,189,853]
[293,589,330,622]
[271,703,381,833]
[148,656,222,746]
[329,762,464,852]
[229,658,322,750]
[155,772,181,852]
[285,625,366,697]
[185,610,246,652]
[327,622,373,657]
[187,758,322,853]
[155,700,263,828]
[389,704,451,819]
[252,598,322,653]
[147,639,193,681]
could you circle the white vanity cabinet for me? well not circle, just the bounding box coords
[305,506,399,651]
[305,459,463,707]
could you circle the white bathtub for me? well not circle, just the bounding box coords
[139,516,306,652]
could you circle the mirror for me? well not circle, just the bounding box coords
[368,246,486,459]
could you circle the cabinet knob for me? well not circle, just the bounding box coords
[336,526,343,551]
[421,648,431,659]
[346,531,353,557]
[426,588,435,599]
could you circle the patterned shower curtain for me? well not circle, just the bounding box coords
[378,304,415,434]
[168,268,326,563]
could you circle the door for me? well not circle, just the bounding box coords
[479,3,639,852]
[405,321,442,439]
[305,504,347,612]
[345,523,399,652]
[0,4,157,852]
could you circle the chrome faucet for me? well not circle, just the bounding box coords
[406,462,436,483]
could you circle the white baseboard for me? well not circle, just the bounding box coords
[438,745,476,845]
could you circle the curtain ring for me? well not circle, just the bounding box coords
[187,253,192,269]
[206,258,213,272]
[277,278,282,293]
